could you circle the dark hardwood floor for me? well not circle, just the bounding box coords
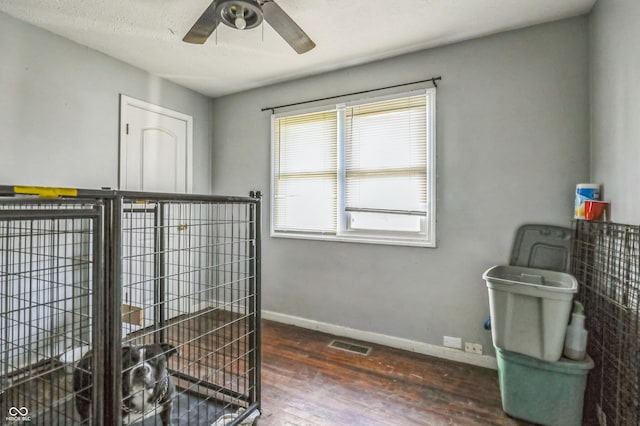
[0,312,532,425]
[259,320,532,426]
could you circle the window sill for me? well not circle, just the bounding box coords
[270,231,436,248]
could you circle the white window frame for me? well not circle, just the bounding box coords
[270,88,436,247]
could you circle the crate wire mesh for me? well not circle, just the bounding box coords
[572,220,640,426]
[0,199,102,424]
[0,188,261,425]
[119,197,260,425]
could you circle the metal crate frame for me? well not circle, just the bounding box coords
[0,186,262,425]
[572,220,639,426]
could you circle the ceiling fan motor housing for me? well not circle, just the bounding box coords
[217,0,263,30]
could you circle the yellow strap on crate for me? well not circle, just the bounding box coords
[13,186,78,198]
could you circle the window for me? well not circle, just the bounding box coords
[271,88,436,247]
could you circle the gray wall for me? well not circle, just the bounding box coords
[590,0,640,225]
[0,12,213,193]
[0,9,593,358]
[212,18,590,354]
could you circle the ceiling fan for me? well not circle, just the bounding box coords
[183,0,316,54]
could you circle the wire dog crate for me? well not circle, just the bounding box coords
[572,220,639,426]
[0,186,261,425]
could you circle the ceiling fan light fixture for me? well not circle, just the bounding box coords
[216,0,263,30]
[234,8,247,30]
[183,0,315,54]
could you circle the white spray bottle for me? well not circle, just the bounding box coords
[563,301,588,360]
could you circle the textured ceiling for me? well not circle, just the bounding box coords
[0,0,596,97]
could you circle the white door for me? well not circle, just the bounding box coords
[119,95,193,193]
[119,96,194,335]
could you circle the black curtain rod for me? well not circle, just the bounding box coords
[261,76,441,113]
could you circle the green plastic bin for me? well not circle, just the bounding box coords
[495,347,593,426]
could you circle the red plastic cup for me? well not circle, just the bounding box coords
[585,201,608,221]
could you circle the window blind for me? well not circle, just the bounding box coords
[273,110,338,233]
[344,93,428,217]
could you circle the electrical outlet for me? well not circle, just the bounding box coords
[464,342,483,355]
[443,336,462,349]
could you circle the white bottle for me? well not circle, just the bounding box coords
[563,301,588,361]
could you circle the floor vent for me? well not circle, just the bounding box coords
[328,339,372,356]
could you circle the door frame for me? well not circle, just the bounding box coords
[119,94,193,192]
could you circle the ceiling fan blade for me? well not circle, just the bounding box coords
[183,1,220,44]
[262,0,315,54]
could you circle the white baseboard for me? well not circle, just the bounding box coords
[262,310,497,370]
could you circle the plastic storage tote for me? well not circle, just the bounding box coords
[496,347,593,426]
[483,265,577,362]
